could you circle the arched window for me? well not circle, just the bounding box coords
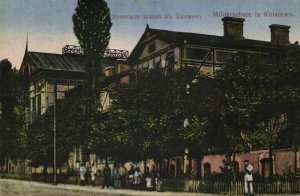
[234,161,239,172]
[204,163,211,176]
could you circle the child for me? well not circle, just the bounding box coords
[145,174,154,191]
[155,173,163,192]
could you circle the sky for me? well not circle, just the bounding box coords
[0,0,300,69]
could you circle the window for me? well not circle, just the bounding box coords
[234,161,240,172]
[142,63,149,69]
[37,94,41,116]
[206,53,213,62]
[148,42,156,53]
[185,47,209,60]
[166,50,175,64]
[204,163,211,176]
[215,50,236,63]
[155,61,160,69]
[32,97,36,120]
[149,60,154,69]
[0,103,2,120]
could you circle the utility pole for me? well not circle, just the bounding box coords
[53,82,57,185]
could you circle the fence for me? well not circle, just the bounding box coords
[2,173,300,194]
[162,178,300,194]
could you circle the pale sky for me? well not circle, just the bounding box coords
[0,0,300,69]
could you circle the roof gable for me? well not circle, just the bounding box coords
[128,25,290,63]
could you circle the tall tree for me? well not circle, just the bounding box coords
[0,59,21,173]
[214,51,300,181]
[73,0,112,106]
[99,67,207,174]
[24,98,88,176]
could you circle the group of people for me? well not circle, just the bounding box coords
[79,163,97,186]
[79,162,163,192]
[79,160,253,195]
[110,163,163,191]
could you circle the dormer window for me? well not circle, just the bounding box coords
[148,42,156,53]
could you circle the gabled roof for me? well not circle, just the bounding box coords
[128,25,290,63]
[25,51,86,73]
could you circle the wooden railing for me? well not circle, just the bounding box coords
[2,173,300,194]
[162,179,300,194]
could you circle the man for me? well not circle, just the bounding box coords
[102,163,111,189]
[79,163,86,186]
[244,160,253,196]
[112,162,120,188]
[127,165,135,189]
[91,163,97,186]
[118,163,127,188]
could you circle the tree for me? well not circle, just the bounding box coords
[24,97,89,176]
[0,59,23,173]
[214,50,300,181]
[73,0,112,106]
[101,68,196,172]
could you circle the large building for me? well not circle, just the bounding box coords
[128,17,295,75]
[17,45,129,174]
[127,17,300,177]
[20,45,129,125]
[13,16,300,177]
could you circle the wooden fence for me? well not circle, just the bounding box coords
[162,179,300,194]
[3,173,300,194]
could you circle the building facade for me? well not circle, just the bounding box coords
[17,45,129,174]
[129,17,294,75]
[127,17,300,177]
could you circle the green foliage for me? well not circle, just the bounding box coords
[0,59,24,165]
[180,116,211,157]
[73,0,113,101]
[23,95,94,168]
[93,67,224,164]
[20,48,300,175]
[73,0,112,56]
[215,51,300,152]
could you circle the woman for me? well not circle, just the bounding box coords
[79,163,86,186]
[91,163,97,186]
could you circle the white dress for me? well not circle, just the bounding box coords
[80,166,86,181]
[91,166,97,181]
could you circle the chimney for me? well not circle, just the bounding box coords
[269,24,290,46]
[222,17,245,39]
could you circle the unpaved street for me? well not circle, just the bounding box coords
[0,178,217,196]
[0,179,127,196]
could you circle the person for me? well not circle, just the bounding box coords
[155,173,163,192]
[102,163,111,189]
[244,160,253,196]
[79,163,87,186]
[127,165,135,189]
[118,163,127,188]
[133,167,142,190]
[91,163,97,186]
[112,162,120,188]
[145,173,154,191]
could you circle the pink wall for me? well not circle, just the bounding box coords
[201,149,300,177]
